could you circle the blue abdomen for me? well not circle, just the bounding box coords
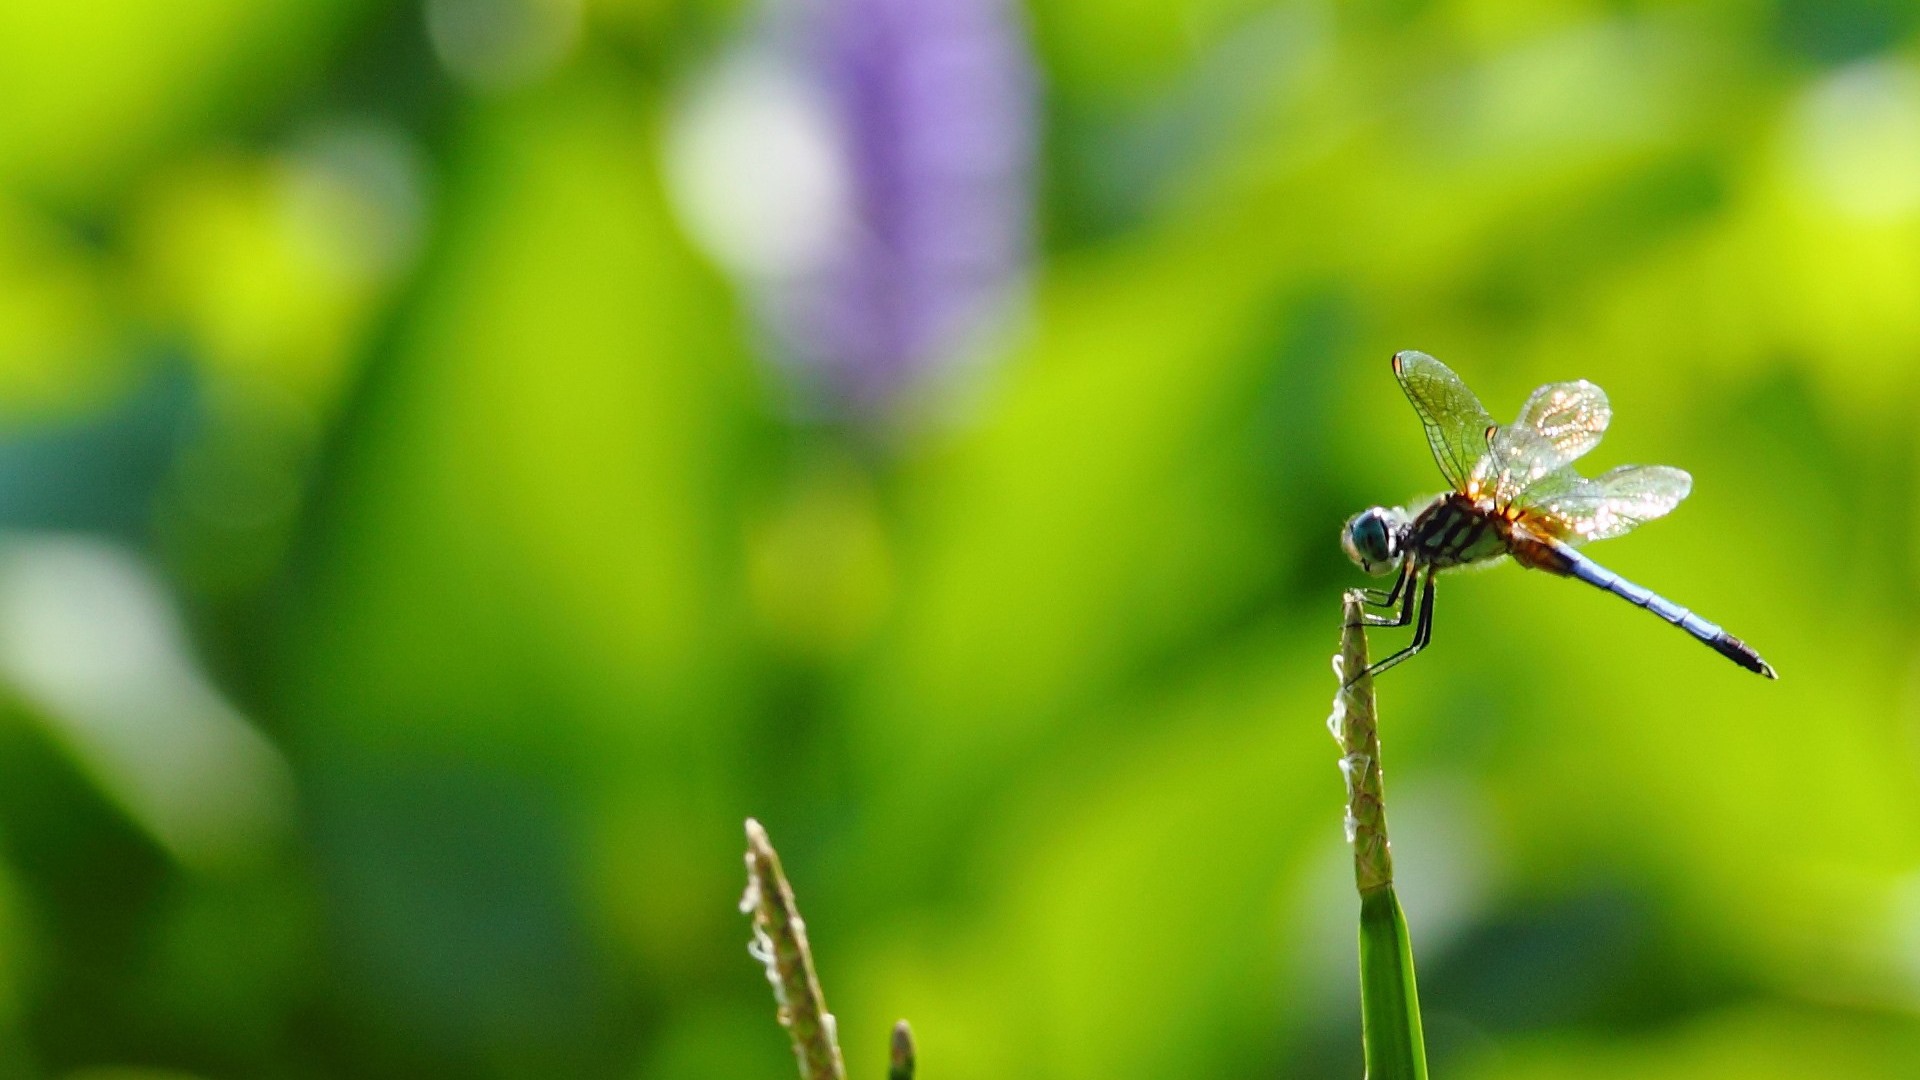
[1558,546,1774,677]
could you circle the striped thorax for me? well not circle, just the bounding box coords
[1403,493,1509,569]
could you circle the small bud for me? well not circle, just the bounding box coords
[889,1020,916,1080]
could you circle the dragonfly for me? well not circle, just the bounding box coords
[1343,350,1775,683]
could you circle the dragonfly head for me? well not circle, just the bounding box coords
[1342,506,1408,576]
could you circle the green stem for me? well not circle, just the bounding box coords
[1334,592,1429,1080]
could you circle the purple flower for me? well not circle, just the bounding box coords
[787,0,1038,415]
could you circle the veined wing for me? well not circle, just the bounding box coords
[1516,380,1609,464]
[1472,425,1560,505]
[1392,350,1494,491]
[1512,464,1692,544]
[1470,379,1611,505]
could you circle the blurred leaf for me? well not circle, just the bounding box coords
[839,626,1342,1080]
[0,0,370,200]
[0,199,128,417]
[1453,1005,1920,1078]
[274,64,767,1056]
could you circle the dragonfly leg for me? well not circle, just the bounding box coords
[1359,563,1420,628]
[1358,563,1412,609]
[1349,569,1436,684]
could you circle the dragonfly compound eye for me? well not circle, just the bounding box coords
[1342,507,1402,575]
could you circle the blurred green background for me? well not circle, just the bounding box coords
[0,0,1914,1077]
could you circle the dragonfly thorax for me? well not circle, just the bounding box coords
[1404,492,1515,568]
[1341,506,1412,576]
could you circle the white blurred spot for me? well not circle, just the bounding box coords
[664,50,854,281]
[1386,780,1500,953]
[1887,870,1920,1001]
[0,536,294,870]
[425,0,582,91]
[1292,776,1500,1014]
[285,120,429,282]
[1790,60,1920,220]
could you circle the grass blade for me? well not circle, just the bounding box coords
[1358,885,1427,1080]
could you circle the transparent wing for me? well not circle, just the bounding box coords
[1392,350,1494,491]
[1515,380,1609,464]
[1472,425,1563,505]
[1469,380,1612,505]
[1512,464,1692,544]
